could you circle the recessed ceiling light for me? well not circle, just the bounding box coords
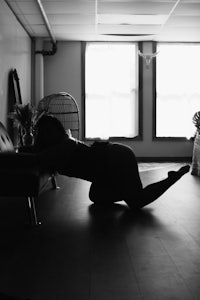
[97,14,168,25]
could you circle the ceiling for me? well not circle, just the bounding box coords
[4,0,200,42]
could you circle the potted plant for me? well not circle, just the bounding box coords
[192,111,200,134]
[191,111,200,176]
[8,103,43,147]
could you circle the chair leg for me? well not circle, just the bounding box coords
[27,196,40,226]
[51,174,60,189]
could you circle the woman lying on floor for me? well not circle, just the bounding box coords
[34,115,190,209]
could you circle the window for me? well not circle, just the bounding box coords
[155,43,200,139]
[84,42,139,140]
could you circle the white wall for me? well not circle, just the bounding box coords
[43,42,82,109]
[0,0,32,127]
[43,41,82,136]
[44,41,193,158]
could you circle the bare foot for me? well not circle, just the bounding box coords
[168,165,190,180]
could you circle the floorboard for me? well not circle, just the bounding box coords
[0,162,200,300]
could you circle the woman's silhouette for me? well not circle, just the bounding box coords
[35,115,190,209]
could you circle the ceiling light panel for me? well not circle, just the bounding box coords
[97,14,168,25]
[97,24,161,34]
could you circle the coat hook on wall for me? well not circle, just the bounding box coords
[138,50,159,69]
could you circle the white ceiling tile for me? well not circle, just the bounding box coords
[41,0,94,2]
[47,14,95,25]
[31,24,49,35]
[157,27,200,41]
[42,1,95,14]
[98,2,176,14]
[19,14,44,25]
[11,0,37,2]
[167,16,200,27]
[52,24,96,34]
[9,1,41,14]
[174,3,200,15]
[23,23,37,35]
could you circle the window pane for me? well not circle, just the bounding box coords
[85,42,138,139]
[156,43,200,138]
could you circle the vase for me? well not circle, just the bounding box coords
[22,130,34,147]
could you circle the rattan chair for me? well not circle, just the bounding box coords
[38,92,80,139]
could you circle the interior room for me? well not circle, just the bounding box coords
[0,0,200,299]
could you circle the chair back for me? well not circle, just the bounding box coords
[38,92,80,139]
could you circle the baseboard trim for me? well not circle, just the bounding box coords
[137,157,192,162]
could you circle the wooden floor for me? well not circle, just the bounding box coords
[1,162,200,300]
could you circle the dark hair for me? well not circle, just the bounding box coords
[34,114,66,149]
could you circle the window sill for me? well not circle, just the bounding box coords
[83,135,143,143]
[153,136,194,142]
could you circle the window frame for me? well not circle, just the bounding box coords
[81,41,143,142]
[153,42,199,142]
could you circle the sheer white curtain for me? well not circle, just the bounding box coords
[85,42,138,139]
[156,43,200,138]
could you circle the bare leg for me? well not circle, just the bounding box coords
[124,165,190,209]
[89,182,122,205]
[89,143,190,209]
